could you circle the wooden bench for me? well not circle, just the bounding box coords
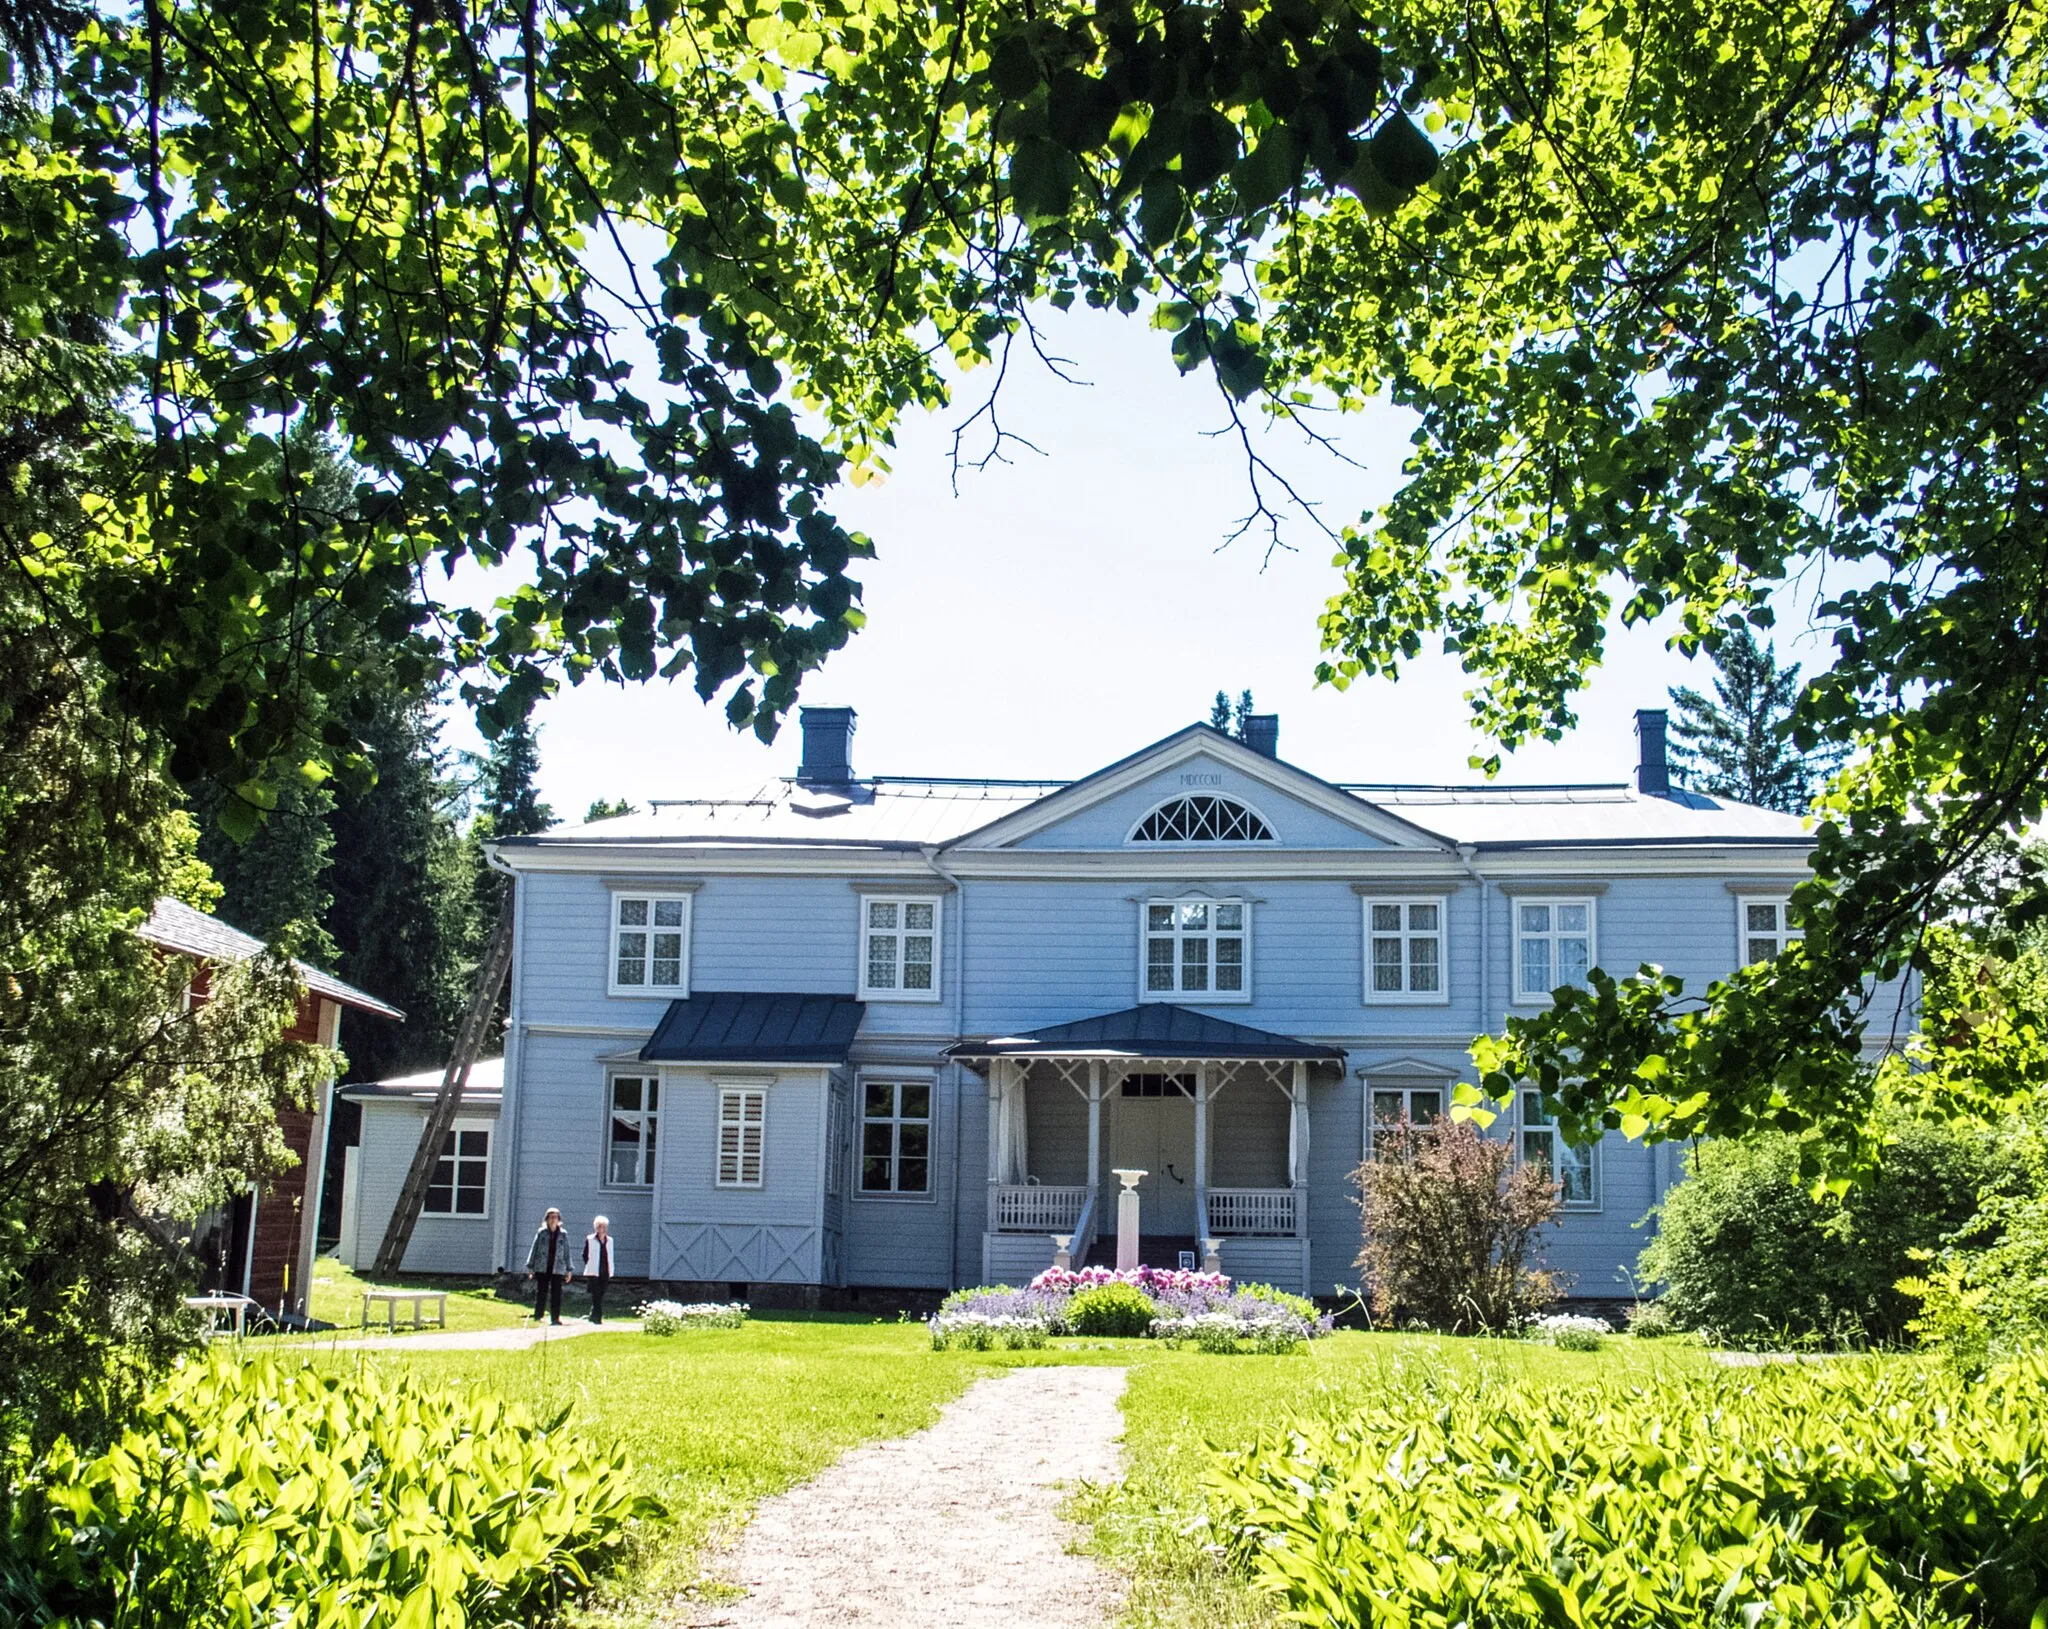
[361,1288,448,1332]
[184,1294,254,1340]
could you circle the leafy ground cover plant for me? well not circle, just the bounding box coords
[0,1350,659,1628]
[1205,1353,2048,1627]
[928,1314,1051,1351]
[638,1301,748,1335]
[1355,1117,1561,1331]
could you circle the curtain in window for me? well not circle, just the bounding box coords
[994,1060,1030,1186]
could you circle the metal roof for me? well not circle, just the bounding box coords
[339,1056,503,1104]
[139,897,404,1018]
[639,991,867,1064]
[947,1004,1347,1063]
[1363,784,1812,847]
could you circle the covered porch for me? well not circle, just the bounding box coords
[949,1006,1343,1294]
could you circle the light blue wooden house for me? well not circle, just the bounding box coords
[377,707,1814,1301]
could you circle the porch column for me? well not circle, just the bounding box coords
[1086,1061,1103,1221]
[1290,1060,1310,1240]
[1193,1061,1209,1240]
[987,1058,1007,1233]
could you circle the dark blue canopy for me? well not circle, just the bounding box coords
[639,991,866,1064]
[946,1004,1344,1064]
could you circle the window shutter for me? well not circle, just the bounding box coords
[718,1088,766,1187]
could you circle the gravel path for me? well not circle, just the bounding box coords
[688,1365,1129,1629]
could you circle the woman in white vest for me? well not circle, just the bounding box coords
[583,1215,615,1324]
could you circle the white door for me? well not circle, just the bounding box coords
[1109,1077,1199,1235]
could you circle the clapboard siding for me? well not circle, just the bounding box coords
[506,1032,658,1276]
[515,872,959,1036]
[1011,752,1394,850]
[1022,1069,1091,1185]
[839,1064,959,1289]
[349,1102,501,1276]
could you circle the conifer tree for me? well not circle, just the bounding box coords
[1667,629,1844,813]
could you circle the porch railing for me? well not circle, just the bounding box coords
[1207,1187,1296,1236]
[991,1183,1087,1233]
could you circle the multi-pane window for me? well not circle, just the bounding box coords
[1737,897,1801,966]
[1130,795,1276,842]
[1520,1091,1596,1206]
[1120,1072,1195,1098]
[425,1124,489,1216]
[860,1079,932,1193]
[1368,1085,1444,1152]
[861,897,939,1000]
[1364,898,1446,1001]
[1516,899,1593,1001]
[716,1088,765,1188]
[611,892,689,996]
[606,1075,659,1187]
[1142,899,1248,1000]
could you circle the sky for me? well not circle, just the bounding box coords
[444,303,1830,816]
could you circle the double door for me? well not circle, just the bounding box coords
[1109,1078,1198,1235]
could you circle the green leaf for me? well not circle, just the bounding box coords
[1232,125,1301,212]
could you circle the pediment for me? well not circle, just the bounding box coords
[949,727,1452,853]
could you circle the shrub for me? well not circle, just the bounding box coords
[1900,1176,2048,1370]
[1640,1118,2016,1347]
[1066,1282,1160,1337]
[1624,1299,1680,1339]
[1528,1312,1610,1351]
[638,1299,747,1334]
[1354,1116,1562,1331]
[1205,1352,2048,1628]
[0,1350,660,1628]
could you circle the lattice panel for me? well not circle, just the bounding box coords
[655,1222,819,1283]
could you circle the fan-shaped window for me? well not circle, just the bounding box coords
[1130,795,1276,843]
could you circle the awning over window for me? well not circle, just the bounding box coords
[639,992,866,1065]
[946,1004,1345,1065]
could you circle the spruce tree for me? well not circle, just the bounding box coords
[1667,628,1844,813]
[1207,689,1256,740]
[189,778,338,963]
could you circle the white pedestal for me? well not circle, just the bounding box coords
[1112,1168,1145,1271]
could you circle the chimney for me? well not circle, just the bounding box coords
[1635,708,1670,798]
[1242,714,1280,758]
[797,706,857,787]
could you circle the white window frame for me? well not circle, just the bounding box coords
[715,1086,766,1189]
[602,1072,660,1189]
[855,1073,937,1199]
[1126,794,1278,844]
[1519,1089,1599,1210]
[858,895,942,1003]
[1138,896,1252,1004]
[423,1117,491,1219]
[825,1085,848,1199]
[1364,1082,1447,1156]
[1361,896,1450,1004]
[608,890,692,999]
[1512,897,1597,1006]
[1735,895,1802,968]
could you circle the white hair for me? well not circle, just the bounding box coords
[593,1215,609,1229]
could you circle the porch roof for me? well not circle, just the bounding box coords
[639,991,866,1065]
[946,1004,1346,1064]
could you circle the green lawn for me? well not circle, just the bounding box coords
[313,1314,1136,1626]
[300,1314,1738,1629]
[303,1255,532,1334]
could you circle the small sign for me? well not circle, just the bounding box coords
[1177,1250,1197,1272]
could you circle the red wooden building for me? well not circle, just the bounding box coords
[140,898,402,1316]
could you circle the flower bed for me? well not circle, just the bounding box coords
[929,1270,1332,1351]
[1529,1312,1611,1351]
[639,1299,748,1334]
